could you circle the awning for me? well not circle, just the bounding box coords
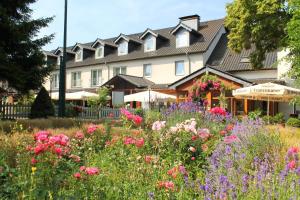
[232,82,300,102]
[124,90,176,103]
[50,91,98,100]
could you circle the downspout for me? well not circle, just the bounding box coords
[186,52,191,74]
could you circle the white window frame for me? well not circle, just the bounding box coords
[91,69,103,87]
[51,73,59,89]
[143,64,152,77]
[118,41,128,56]
[95,46,104,59]
[75,49,83,62]
[144,35,156,52]
[175,61,185,76]
[71,71,82,88]
[113,67,127,76]
[176,29,189,48]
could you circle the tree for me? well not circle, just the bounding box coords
[30,87,55,118]
[0,0,54,94]
[225,0,292,68]
[87,87,110,108]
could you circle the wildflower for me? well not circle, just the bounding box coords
[288,160,297,170]
[73,172,81,179]
[85,167,99,175]
[201,144,208,152]
[75,131,84,140]
[135,138,145,148]
[191,157,195,161]
[31,158,38,165]
[87,124,98,134]
[145,155,152,164]
[224,135,239,144]
[189,146,196,152]
[80,166,86,171]
[31,167,37,174]
[164,181,175,190]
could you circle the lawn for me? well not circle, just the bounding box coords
[0,103,299,199]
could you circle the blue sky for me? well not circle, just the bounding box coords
[31,0,232,51]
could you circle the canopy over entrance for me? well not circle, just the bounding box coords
[232,82,300,102]
[51,91,98,100]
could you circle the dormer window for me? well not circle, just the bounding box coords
[144,35,156,52]
[95,46,104,59]
[118,41,128,56]
[176,29,189,48]
[75,49,83,62]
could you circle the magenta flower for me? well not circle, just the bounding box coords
[87,124,98,134]
[224,135,239,144]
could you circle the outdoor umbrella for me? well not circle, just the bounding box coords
[50,91,98,100]
[232,82,300,122]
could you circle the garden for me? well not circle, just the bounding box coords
[0,102,300,200]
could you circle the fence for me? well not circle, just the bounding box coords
[0,103,31,119]
[0,103,126,120]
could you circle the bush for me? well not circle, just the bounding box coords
[273,112,285,124]
[144,110,163,129]
[133,108,144,117]
[248,109,262,120]
[30,87,55,119]
[286,117,300,127]
[262,115,274,124]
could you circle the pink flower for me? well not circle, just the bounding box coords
[164,181,175,190]
[288,147,299,154]
[54,147,62,155]
[224,135,239,144]
[152,121,166,131]
[133,115,143,126]
[80,166,86,171]
[34,131,50,142]
[189,146,196,152]
[145,155,152,164]
[31,158,38,165]
[210,107,227,116]
[191,157,195,161]
[124,137,136,145]
[48,135,61,145]
[85,167,99,175]
[73,172,81,179]
[34,143,47,155]
[220,130,227,136]
[75,131,84,140]
[135,138,145,148]
[58,134,69,146]
[87,124,98,134]
[288,160,296,170]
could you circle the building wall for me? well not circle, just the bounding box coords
[278,102,299,119]
[277,49,292,81]
[232,69,278,81]
[44,53,204,91]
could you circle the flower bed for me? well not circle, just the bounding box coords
[0,107,299,199]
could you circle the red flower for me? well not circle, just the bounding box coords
[164,181,175,190]
[288,160,296,170]
[87,124,98,134]
[123,137,136,145]
[34,143,47,155]
[288,147,300,154]
[73,172,81,179]
[210,107,227,116]
[80,166,86,171]
[191,135,198,141]
[135,138,145,148]
[31,157,38,165]
[133,115,143,126]
[145,155,152,164]
[54,147,63,155]
[226,124,234,131]
[85,167,99,175]
[220,130,227,136]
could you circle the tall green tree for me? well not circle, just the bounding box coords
[0,0,54,94]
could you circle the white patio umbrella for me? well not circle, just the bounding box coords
[124,90,176,108]
[50,91,98,100]
[232,82,300,122]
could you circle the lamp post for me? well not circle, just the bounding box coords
[58,0,68,117]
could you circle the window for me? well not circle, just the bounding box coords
[91,69,102,87]
[71,71,81,87]
[75,49,83,62]
[176,29,189,48]
[144,36,155,52]
[143,64,152,77]
[95,46,104,59]
[51,73,59,89]
[113,67,127,76]
[175,61,185,76]
[118,41,128,55]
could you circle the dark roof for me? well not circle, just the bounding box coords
[206,34,277,72]
[103,74,155,88]
[48,18,224,69]
[169,66,253,89]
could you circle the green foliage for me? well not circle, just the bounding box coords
[225,0,290,69]
[17,91,35,105]
[133,108,144,117]
[248,109,262,120]
[144,110,163,129]
[0,0,54,93]
[30,87,55,119]
[87,87,110,108]
[286,117,300,127]
[273,112,285,124]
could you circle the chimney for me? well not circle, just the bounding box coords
[179,14,200,31]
